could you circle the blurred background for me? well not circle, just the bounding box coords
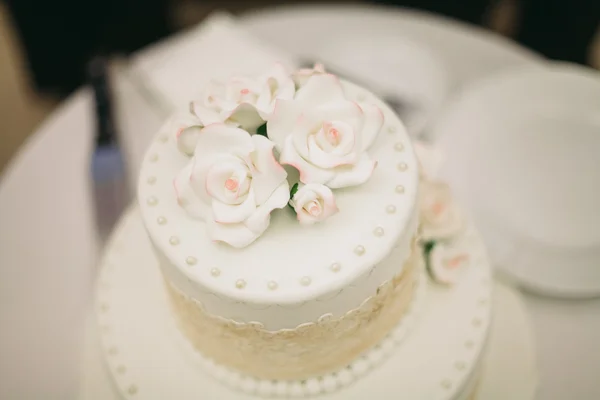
[0,0,599,173]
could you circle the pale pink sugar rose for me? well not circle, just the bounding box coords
[168,112,204,156]
[267,74,384,189]
[188,63,295,134]
[428,241,470,285]
[420,180,464,241]
[174,124,290,248]
[292,63,327,87]
[290,183,339,225]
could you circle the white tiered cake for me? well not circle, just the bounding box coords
[99,64,492,399]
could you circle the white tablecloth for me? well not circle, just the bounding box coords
[1,5,599,400]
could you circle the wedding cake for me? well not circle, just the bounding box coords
[134,64,491,398]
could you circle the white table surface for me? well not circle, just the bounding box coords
[1,5,599,400]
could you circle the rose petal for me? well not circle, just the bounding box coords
[293,183,338,225]
[289,113,316,160]
[190,102,223,126]
[266,99,302,150]
[187,153,240,205]
[256,64,295,115]
[293,63,326,87]
[249,134,284,173]
[314,120,357,156]
[428,242,469,285]
[295,101,362,160]
[279,136,335,185]
[326,155,378,188]
[225,76,260,102]
[305,101,364,134]
[225,103,264,132]
[194,124,254,160]
[294,74,346,107]
[255,84,276,118]
[211,189,257,224]
[173,162,210,220]
[205,158,249,205]
[262,63,292,85]
[358,102,384,151]
[296,209,318,225]
[177,125,203,156]
[207,218,262,248]
[307,135,359,169]
[293,189,318,208]
[304,183,339,219]
[245,182,290,234]
[249,135,289,205]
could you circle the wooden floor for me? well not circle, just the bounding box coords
[0,1,598,173]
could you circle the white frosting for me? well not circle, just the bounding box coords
[138,80,419,330]
[268,74,383,189]
[173,124,289,248]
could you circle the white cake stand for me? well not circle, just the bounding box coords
[89,207,537,400]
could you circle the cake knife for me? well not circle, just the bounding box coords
[89,56,130,245]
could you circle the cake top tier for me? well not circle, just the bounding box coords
[138,64,419,306]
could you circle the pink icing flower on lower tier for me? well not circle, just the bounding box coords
[267,74,384,189]
[427,241,470,285]
[419,180,464,241]
[173,124,290,248]
[290,183,339,225]
[188,63,295,135]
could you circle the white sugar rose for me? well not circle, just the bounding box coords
[267,74,384,188]
[293,63,327,87]
[420,181,464,241]
[189,63,295,133]
[173,124,290,248]
[167,112,204,156]
[428,241,470,285]
[290,183,339,225]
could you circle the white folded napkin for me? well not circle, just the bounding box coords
[130,12,298,110]
[113,12,298,189]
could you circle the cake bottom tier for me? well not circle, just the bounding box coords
[94,208,527,400]
[164,246,421,380]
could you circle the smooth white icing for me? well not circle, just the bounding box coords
[138,80,419,330]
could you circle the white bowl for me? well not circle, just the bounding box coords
[431,62,600,297]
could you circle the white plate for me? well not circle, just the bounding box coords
[431,62,600,297]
